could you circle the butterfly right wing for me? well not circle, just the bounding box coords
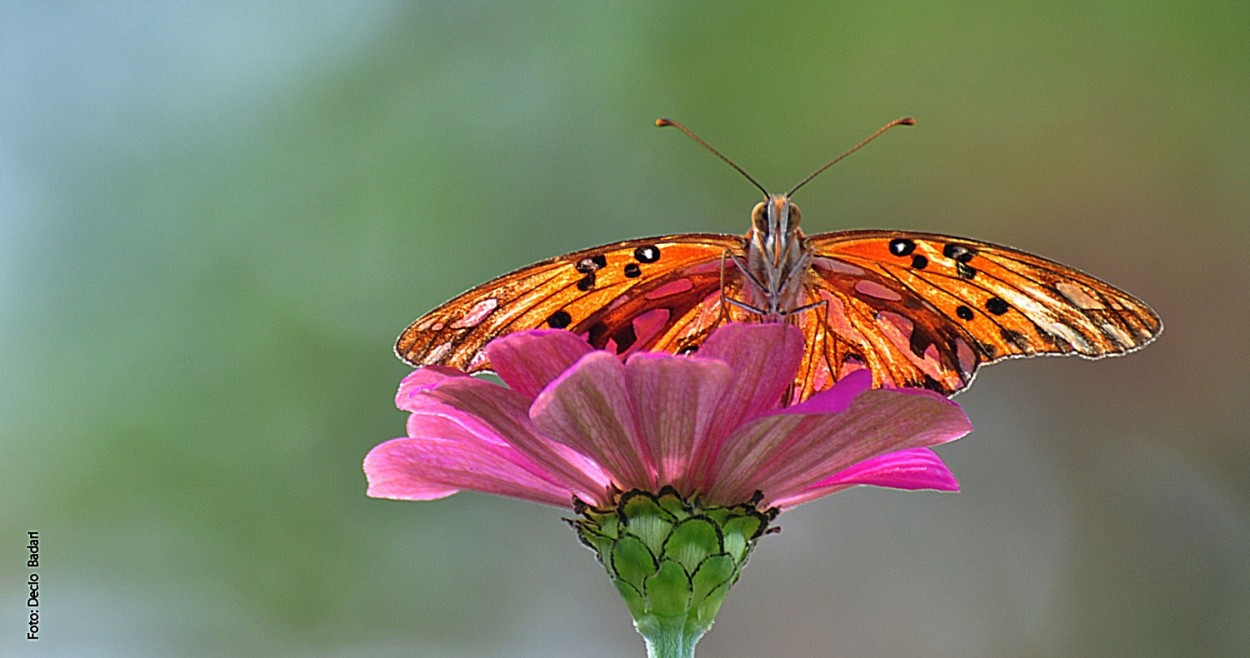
[788,229,1161,400]
[395,234,748,374]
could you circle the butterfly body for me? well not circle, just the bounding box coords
[738,195,811,320]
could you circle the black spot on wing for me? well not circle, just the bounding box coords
[889,238,916,256]
[576,254,608,274]
[943,243,977,263]
[634,245,661,263]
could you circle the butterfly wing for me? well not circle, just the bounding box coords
[396,234,748,373]
[795,230,1163,397]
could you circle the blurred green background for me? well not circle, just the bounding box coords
[3,2,1247,656]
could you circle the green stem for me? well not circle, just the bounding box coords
[636,616,706,658]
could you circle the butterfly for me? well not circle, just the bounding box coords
[396,118,1162,401]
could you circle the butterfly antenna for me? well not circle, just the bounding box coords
[656,118,770,198]
[786,116,915,197]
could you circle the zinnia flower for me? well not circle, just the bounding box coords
[365,323,972,657]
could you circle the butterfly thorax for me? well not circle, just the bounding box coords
[743,195,811,320]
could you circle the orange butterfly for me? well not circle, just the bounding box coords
[396,118,1161,401]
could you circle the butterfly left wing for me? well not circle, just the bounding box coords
[792,230,1162,398]
[396,234,747,373]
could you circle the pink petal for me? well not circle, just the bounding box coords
[706,388,972,505]
[396,366,470,411]
[768,448,959,509]
[624,353,733,489]
[776,368,872,416]
[364,427,573,507]
[530,351,654,490]
[698,323,803,419]
[485,330,594,400]
[686,323,804,489]
[419,376,611,501]
[364,438,461,501]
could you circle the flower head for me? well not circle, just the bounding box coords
[365,323,971,511]
[365,323,972,656]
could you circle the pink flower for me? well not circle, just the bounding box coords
[364,323,972,511]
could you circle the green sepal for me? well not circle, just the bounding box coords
[612,535,658,593]
[664,517,721,573]
[613,578,647,619]
[647,559,692,618]
[690,555,736,622]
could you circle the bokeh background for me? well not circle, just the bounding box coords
[3,3,1248,656]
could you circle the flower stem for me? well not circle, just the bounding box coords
[637,615,704,658]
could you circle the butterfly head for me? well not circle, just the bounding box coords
[751,195,802,232]
[750,194,804,266]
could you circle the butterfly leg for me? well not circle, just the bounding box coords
[720,248,779,318]
[783,294,835,403]
[782,298,825,316]
[718,249,769,318]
